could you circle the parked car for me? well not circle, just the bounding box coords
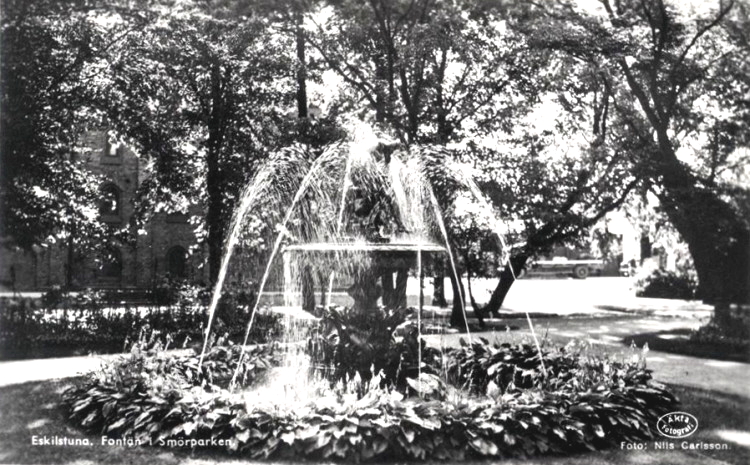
[527,256,604,279]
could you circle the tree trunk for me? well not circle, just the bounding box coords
[317,269,327,309]
[659,185,750,305]
[432,274,447,307]
[65,148,78,290]
[653,129,750,306]
[302,265,316,313]
[448,271,468,329]
[431,256,448,306]
[206,152,224,285]
[206,63,227,285]
[477,255,529,317]
[394,269,408,308]
[465,262,485,327]
[65,223,75,290]
[374,55,386,123]
[381,271,394,307]
[295,12,308,119]
[639,230,652,263]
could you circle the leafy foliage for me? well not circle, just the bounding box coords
[0,294,282,360]
[98,2,307,283]
[308,306,442,392]
[635,269,698,300]
[93,337,282,392]
[0,0,142,251]
[64,335,678,461]
[517,0,750,305]
[445,338,653,395]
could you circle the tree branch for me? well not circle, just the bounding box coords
[618,58,663,129]
[669,0,734,81]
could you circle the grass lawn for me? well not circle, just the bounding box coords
[0,378,747,465]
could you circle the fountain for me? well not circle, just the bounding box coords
[198,122,476,377]
[63,122,680,462]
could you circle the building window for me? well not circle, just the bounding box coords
[99,183,120,217]
[102,138,123,164]
[99,248,122,280]
[166,246,188,279]
[106,140,118,156]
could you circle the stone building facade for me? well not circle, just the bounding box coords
[0,131,210,291]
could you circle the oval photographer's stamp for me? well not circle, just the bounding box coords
[656,412,699,439]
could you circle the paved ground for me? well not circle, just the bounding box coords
[435,276,714,317]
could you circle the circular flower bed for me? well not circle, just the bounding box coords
[63,334,679,461]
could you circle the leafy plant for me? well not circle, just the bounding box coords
[308,306,441,392]
[64,336,678,461]
[95,335,282,393]
[152,276,206,307]
[635,269,698,300]
[444,338,651,396]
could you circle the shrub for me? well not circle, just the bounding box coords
[153,276,205,307]
[0,297,204,359]
[41,286,66,309]
[635,269,697,300]
[94,336,282,392]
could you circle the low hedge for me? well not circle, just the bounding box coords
[63,339,679,461]
[0,296,282,360]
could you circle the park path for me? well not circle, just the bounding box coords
[0,348,193,388]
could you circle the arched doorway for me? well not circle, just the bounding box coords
[166,246,189,279]
[99,247,122,282]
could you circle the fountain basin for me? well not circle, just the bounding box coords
[283,242,446,253]
[283,242,446,312]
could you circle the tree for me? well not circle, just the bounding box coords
[307,0,533,142]
[423,82,641,321]
[0,0,145,285]
[306,0,536,325]
[310,0,650,327]
[517,0,750,312]
[99,3,298,284]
